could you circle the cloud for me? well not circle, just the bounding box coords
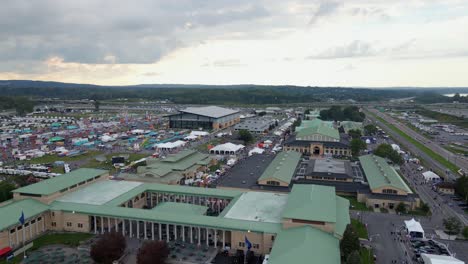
[307,40,377,59]
[309,1,342,24]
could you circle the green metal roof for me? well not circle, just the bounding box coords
[268,226,340,264]
[50,201,281,234]
[142,151,209,177]
[295,119,340,140]
[161,149,197,162]
[152,202,207,216]
[339,121,363,133]
[13,168,108,195]
[0,199,49,231]
[282,184,337,223]
[257,151,301,185]
[105,182,243,207]
[334,196,350,237]
[359,155,412,193]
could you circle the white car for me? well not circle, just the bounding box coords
[417,166,424,171]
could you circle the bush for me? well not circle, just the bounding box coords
[137,240,170,264]
[340,224,360,259]
[90,231,126,264]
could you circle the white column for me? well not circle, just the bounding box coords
[190,227,193,244]
[197,227,201,246]
[100,216,104,234]
[222,230,225,249]
[159,224,162,241]
[130,220,133,237]
[144,221,147,239]
[42,217,45,232]
[29,222,32,239]
[137,221,140,239]
[115,218,119,232]
[152,223,155,240]
[206,228,209,246]
[16,227,18,245]
[214,229,217,248]
[122,219,126,236]
[94,216,97,234]
[107,217,111,233]
[166,224,169,242]
[8,228,12,247]
[182,225,185,242]
[174,224,177,241]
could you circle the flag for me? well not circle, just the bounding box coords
[19,211,25,225]
[244,236,252,250]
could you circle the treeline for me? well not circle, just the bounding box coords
[319,106,365,122]
[416,108,468,129]
[414,92,468,104]
[0,96,35,115]
[0,82,425,104]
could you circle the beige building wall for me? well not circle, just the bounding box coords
[372,186,408,196]
[257,179,289,187]
[0,214,47,249]
[230,231,274,255]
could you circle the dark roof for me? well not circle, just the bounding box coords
[284,135,350,148]
[304,159,353,179]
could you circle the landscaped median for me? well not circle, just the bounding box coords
[368,110,459,174]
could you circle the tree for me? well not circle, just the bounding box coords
[364,124,378,136]
[454,176,468,202]
[374,144,403,165]
[395,202,407,214]
[348,129,362,139]
[462,226,468,240]
[91,231,126,264]
[443,217,462,237]
[238,129,254,144]
[137,241,169,264]
[94,100,101,112]
[350,138,367,157]
[346,250,361,264]
[420,202,430,215]
[340,224,360,259]
[0,182,15,202]
[13,97,34,116]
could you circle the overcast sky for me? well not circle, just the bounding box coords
[1,0,468,87]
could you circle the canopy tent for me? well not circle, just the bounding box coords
[422,171,441,183]
[184,135,199,141]
[154,140,186,150]
[404,218,425,239]
[190,131,210,137]
[249,147,265,156]
[421,254,465,264]
[210,143,245,155]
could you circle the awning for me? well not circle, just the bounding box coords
[0,246,12,257]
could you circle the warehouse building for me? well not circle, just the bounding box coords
[296,158,355,183]
[168,106,240,130]
[357,155,420,210]
[257,151,302,187]
[233,117,275,134]
[0,168,350,263]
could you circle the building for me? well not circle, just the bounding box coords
[284,119,351,157]
[233,117,275,134]
[0,168,350,263]
[257,151,302,187]
[435,182,455,195]
[168,106,240,130]
[296,158,355,183]
[357,155,420,210]
[124,150,214,185]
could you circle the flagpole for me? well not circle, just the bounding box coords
[22,223,25,259]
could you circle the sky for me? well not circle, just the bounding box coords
[1,0,468,87]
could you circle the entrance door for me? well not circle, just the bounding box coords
[313,146,320,155]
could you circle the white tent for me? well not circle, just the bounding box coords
[248,147,265,156]
[190,131,210,137]
[422,171,441,183]
[184,135,198,141]
[154,140,186,150]
[404,218,425,239]
[421,254,465,264]
[210,143,245,155]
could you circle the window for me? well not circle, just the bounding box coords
[60,188,68,193]
[66,222,72,227]
[25,223,29,227]
[253,244,259,249]
[37,217,42,221]
[271,236,275,241]
[17,226,22,231]
[238,242,245,247]
[382,189,398,194]
[51,222,57,227]
[52,212,55,217]
[266,181,280,186]
[78,223,83,228]
[10,229,15,234]
[70,184,77,189]
[31,220,36,224]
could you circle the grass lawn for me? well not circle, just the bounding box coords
[25,151,103,164]
[360,247,375,264]
[0,233,94,264]
[369,111,459,174]
[341,196,372,211]
[351,219,368,239]
[445,146,468,156]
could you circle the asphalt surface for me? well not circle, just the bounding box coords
[365,108,466,180]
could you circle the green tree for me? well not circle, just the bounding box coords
[420,202,431,215]
[454,176,468,202]
[340,224,360,259]
[94,100,101,112]
[348,129,362,139]
[364,124,378,136]
[374,143,403,165]
[462,226,468,240]
[238,129,254,144]
[350,138,367,157]
[395,202,407,214]
[443,217,462,236]
[13,97,35,116]
[346,250,361,264]
[0,182,15,202]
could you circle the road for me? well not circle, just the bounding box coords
[364,108,466,180]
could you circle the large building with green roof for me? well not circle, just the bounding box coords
[358,154,420,210]
[284,118,351,157]
[0,167,349,263]
[257,151,301,187]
